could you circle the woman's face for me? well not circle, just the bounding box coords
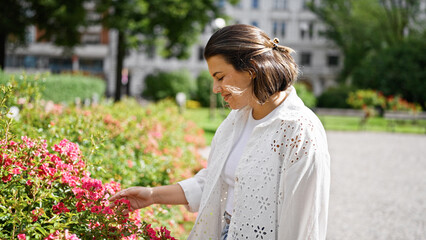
[206,55,253,110]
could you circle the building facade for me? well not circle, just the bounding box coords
[123,0,342,97]
[5,2,112,80]
[5,0,343,97]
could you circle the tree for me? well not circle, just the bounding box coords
[0,0,87,70]
[309,0,424,82]
[352,38,426,109]
[95,0,235,101]
[142,70,195,101]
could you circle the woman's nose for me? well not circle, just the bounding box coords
[213,81,221,94]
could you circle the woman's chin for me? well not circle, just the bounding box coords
[228,102,248,110]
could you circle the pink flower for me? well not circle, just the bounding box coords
[72,187,85,199]
[102,206,114,215]
[52,202,70,214]
[31,209,41,222]
[61,172,78,187]
[90,205,102,214]
[26,180,32,186]
[12,167,22,175]
[64,229,81,240]
[2,174,12,183]
[76,201,86,212]
[17,233,26,240]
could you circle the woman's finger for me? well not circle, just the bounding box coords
[109,190,126,204]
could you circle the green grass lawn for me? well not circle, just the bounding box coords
[184,108,426,145]
[184,108,231,144]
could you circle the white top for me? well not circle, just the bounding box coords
[178,86,330,240]
[222,108,277,213]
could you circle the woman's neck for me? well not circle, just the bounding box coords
[251,90,288,120]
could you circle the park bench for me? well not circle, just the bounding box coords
[314,108,365,117]
[314,108,367,129]
[384,111,426,134]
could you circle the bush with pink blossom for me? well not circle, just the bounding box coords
[1,72,204,238]
[0,136,176,239]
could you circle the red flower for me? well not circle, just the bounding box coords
[52,202,70,214]
[90,205,102,214]
[2,174,12,183]
[76,201,86,212]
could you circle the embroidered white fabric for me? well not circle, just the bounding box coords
[178,86,330,239]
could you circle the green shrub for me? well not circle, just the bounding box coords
[143,70,195,101]
[294,83,317,109]
[40,74,106,104]
[195,70,222,107]
[0,71,106,104]
[1,73,204,238]
[195,70,211,107]
[351,38,426,109]
[317,84,355,109]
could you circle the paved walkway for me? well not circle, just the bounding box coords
[326,131,426,240]
[199,131,426,239]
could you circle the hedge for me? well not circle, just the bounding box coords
[0,71,106,104]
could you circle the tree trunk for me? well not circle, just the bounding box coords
[0,33,6,70]
[114,30,126,102]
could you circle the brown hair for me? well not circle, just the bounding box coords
[204,24,298,104]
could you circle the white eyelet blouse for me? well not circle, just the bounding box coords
[178,86,331,240]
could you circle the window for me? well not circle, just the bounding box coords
[308,22,314,39]
[5,55,24,68]
[300,23,307,40]
[327,55,339,67]
[273,0,287,9]
[302,0,310,10]
[273,21,278,36]
[273,21,286,38]
[252,0,259,9]
[300,22,314,40]
[280,22,286,37]
[300,52,312,66]
[49,58,73,73]
[80,59,104,74]
[198,46,204,61]
[217,0,226,8]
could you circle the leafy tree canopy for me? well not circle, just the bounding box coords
[309,0,424,82]
[94,0,236,101]
[0,0,87,69]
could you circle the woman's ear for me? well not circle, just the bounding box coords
[247,69,256,82]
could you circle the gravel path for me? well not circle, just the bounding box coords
[199,131,426,239]
[326,131,426,240]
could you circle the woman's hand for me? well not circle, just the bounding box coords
[109,187,154,214]
[109,184,188,215]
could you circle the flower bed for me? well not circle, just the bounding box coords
[347,89,422,117]
[1,74,206,238]
[0,137,175,239]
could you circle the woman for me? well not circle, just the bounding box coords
[110,24,330,240]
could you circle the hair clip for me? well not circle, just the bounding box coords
[272,38,280,50]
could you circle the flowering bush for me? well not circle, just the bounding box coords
[386,95,422,113]
[0,136,176,240]
[347,89,386,109]
[1,73,205,238]
[347,89,423,116]
[347,89,386,118]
